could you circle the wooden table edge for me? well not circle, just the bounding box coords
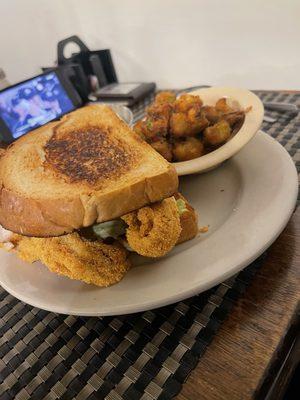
[177,208,300,400]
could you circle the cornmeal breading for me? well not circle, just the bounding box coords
[122,197,181,257]
[17,232,131,287]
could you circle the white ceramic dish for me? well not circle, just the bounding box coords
[173,86,264,176]
[0,132,297,316]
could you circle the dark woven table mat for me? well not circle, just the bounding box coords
[0,90,299,400]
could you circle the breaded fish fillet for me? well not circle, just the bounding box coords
[122,197,182,257]
[17,232,131,286]
[122,194,198,258]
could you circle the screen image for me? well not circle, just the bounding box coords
[0,72,75,139]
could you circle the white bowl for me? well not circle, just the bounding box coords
[173,86,264,176]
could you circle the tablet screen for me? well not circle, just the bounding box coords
[0,72,75,139]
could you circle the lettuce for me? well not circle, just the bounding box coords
[93,198,187,241]
[176,198,187,215]
[92,219,127,240]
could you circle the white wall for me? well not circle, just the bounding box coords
[1,0,300,89]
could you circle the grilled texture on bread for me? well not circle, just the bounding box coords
[0,105,178,237]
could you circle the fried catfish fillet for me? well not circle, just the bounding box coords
[121,197,182,258]
[17,232,131,286]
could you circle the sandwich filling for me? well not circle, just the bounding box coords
[92,198,188,241]
[0,194,198,286]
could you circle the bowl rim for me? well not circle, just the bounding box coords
[173,86,264,175]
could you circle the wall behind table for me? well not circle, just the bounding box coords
[1,0,299,90]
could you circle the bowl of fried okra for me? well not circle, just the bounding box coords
[133,86,264,175]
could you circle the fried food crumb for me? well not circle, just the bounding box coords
[199,225,209,233]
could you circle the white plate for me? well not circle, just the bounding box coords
[173,86,264,176]
[0,132,297,316]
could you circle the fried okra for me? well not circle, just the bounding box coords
[151,139,173,162]
[170,94,208,138]
[173,137,204,161]
[203,120,231,146]
[154,91,176,104]
[133,92,247,163]
[142,103,172,139]
[222,111,245,128]
[201,105,222,124]
[173,94,203,113]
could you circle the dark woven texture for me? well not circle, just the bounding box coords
[0,90,299,400]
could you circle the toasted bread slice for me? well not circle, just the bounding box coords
[0,105,178,236]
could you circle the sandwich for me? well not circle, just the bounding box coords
[0,105,198,286]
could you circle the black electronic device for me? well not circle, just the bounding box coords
[57,36,118,86]
[57,36,156,106]
[0,70,82,143]
[42,64,91,102]
[93,82,156,106]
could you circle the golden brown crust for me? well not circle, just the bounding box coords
[17,232,131,286]
[122,197,181,257]
[0,105,178,237]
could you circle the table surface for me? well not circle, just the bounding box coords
[177,207,299,400]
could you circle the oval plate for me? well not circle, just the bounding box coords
[0,132,297,316]
[173,86,264,176]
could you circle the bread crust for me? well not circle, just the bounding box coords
[0,105,178,237]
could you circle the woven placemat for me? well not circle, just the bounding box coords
[0,90,299,400]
